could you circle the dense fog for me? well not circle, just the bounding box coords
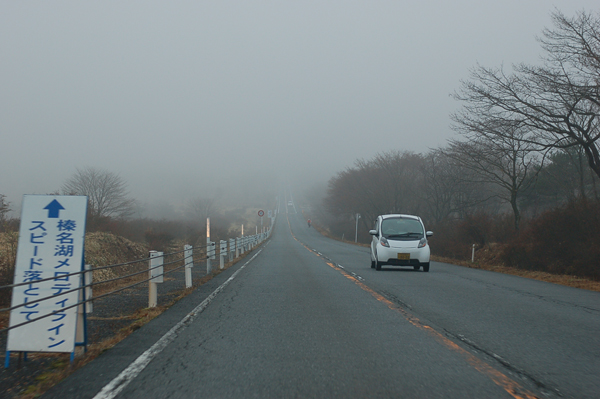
[2,1,597,217]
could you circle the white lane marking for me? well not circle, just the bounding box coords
[93,248,265,399]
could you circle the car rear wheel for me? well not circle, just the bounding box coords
[422,262,430,272]
[413,265,420,271]
[376,261,382,271]
[371,259,375,268]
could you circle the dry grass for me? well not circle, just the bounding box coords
[85,232,149,288]
[0,231,19,305]
[311,222,370,247]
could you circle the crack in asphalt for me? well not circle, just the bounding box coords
[446,331,563,398]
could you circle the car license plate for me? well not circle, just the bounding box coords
[397,253,410,260]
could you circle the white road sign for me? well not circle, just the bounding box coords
[7,195,87,353]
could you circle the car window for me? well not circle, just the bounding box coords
[380,218,423,239]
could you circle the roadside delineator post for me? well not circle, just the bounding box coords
[207,242,215,273]
[84,264,93,313]
[184,245,193,288]
[219,240,227,270]
[149,251,164,308]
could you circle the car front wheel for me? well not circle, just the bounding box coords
[376,261,382,271]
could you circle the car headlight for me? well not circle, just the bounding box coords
[418,237,427,248]
[380,237,390,248]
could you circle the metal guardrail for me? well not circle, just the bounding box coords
[0,228,274,335]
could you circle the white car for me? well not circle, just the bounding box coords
[369,214,433,272]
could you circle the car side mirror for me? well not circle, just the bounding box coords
[426,231,433,237]
[369,230,377,236]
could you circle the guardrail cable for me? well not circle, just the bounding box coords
[0,242,208,291]
[0,261,189,334]
[0,229,271,333]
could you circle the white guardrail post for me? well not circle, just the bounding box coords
[184,244,193,288]
[219,240,227,270]
[229,238,235,262]
[207,241,216,274]
[85,264,93,313]
[149,251,164,308]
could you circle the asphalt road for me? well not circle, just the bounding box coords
[44,201,600,399]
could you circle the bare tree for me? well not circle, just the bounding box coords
[368,151,425,215]
[421,150,485,224]
[452,10,600,179]
[324,151,427,232]
[324,162,383,230]
[445,125,539,230]
[62,167,136,219]
[0,194,10,227]
[186,197,216,221]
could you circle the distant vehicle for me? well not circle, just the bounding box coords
[288,201,293,206]
[369,214,433,272]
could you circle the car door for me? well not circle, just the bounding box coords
[371,218,379,259]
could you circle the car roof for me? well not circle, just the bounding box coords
[379,214,420,221]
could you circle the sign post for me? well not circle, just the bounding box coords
[206,218,211,273]
[6,195,88,367]
[258,210,264,233]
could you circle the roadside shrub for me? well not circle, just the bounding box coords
[501,199,600,280]
[430,213,515,260]
[0,231,18,306]
[85,231,149,286]
[144,228,174,252]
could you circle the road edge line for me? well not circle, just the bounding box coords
[92,248,265,399]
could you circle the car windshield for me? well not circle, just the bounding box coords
[380,218,423,240]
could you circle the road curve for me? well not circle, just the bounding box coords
[43,201,600,399]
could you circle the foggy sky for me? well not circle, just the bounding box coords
[2,1,598,216]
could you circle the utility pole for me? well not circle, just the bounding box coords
[355,213,361,243]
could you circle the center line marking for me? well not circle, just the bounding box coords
[286,213,539,399]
